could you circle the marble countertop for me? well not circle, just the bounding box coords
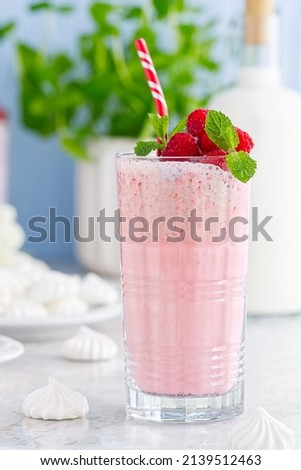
[0,314,300,450]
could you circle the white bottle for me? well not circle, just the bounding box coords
[209,0,301,315]
[0,105,9,203]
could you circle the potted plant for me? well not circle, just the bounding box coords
[17,1,220,275]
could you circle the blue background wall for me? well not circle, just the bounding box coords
[0,0,300,262]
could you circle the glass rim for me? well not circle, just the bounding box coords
[115,152,227,161]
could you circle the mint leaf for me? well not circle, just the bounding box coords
[0,22,15,40]
[60,137,90,160]
[226,151,257,183]
[135,114,169,156]
[29,2,51,11]
[134,141,163,156]
[148,114,169,145]
[170,116,187,137]
[205,110,239,151]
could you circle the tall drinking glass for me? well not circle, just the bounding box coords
[116,153,250,423]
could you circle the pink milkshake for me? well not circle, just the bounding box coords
[117,154,250,422]
[124,39,256,422]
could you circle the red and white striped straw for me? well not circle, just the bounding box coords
[135,38,168,117]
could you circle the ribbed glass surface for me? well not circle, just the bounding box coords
[117,155,250,422]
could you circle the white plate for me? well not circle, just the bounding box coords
[0,302,122,342]
[0,335,24,363]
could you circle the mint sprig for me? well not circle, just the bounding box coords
[134,141,164,156]
[134,110,257,184]
[134,114,188,157]
[205,110,239,151]
[226,151,257,183]
[134,114,169,157]
[148,113,169,146]
[205,110,256,183]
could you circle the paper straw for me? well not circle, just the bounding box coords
[135,38,168,117]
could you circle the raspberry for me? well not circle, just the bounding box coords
[161,133,201,159]
[200,127,254,155]
[200,133,219,153]
[236,128,254,153]
[187,109,208,143]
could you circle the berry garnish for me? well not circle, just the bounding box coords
[200,125,254,155]
[205,110,257,183]
[162,133,201,158]
[200,133,219,153]
[187,109,208,143]
[134,110,257,183]
[236,128,254,153]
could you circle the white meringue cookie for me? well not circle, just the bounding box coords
[0,255,49,305]
[29,271,81,304]
[22,377,89,420]
[0,224,25,253]
[0,204,17,224]
[7,275,27,297]
[62,326,119,361]
[48,297,89,316]
[4,299,48,319]
[229,407,295,450]
[8,253,49,290]
[81,273,118,306]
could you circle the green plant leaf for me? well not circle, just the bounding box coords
[52,53,74,74]
[148,114,169,144]
[56,5,73,13]
[205,110,239,151]
[124,7,142,19]
[0,22,15,40]
[29,2,51,11]
[226,151,257,183]
[17,0,223,156]
[21,91,56,136]
[134,141,163,156]
[28,95,51,117]
[90,2,112,24]
[55,88,85,113]
[174,0,185,10]
[60,137,90,160]
[152,0,173,18]
[179,24,198,41]
[153,0,185,16]
[17,43,43,79]
[170,116,187,137]
[134,27,156,50]
[29,2,73,13]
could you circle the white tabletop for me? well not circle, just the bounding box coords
[0,314,300,450]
